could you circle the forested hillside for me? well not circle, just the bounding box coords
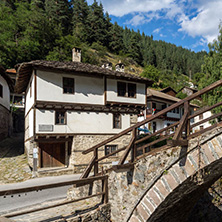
[0,0,206,86]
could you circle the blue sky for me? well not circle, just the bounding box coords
[87,0,222,52]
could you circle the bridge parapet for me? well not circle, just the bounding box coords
[127,126,222,222]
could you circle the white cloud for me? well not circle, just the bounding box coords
[98,0,175,17]
[88,0,222,44]
[191,38,208,49]
[126,11,160,26]
[126,14,146,26]
[178,1,222,43]
[153,27,162,34]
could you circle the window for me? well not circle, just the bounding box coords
[105,145,117,156]
[0,84,2,98]
[117,82,136,98]
[55,111,66,125]
[63,77,74,94]
[128,83,136,98]
[153,121,156,133]
[117,82,126,97]
[162,103,166,110]
[113,113,121,129]
[199,113,203,120]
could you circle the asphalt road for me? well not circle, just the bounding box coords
[0,174,81,214]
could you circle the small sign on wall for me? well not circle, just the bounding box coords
[39,124,53,132]
[33,148,38,159]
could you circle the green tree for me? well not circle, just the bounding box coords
[141,65,160,87]
[0,3,16,67]
[72,0,89,42]
[200,25,222,115]
[87,1,106,44]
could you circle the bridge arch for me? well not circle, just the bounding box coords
[128,126,222,222]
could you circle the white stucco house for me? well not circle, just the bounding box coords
[0,65,13,141]
[14,60,152,172]
[138,88,200,134]
[138,89,184,133]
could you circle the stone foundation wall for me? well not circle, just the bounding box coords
[71,134,131,173]
[25,140,37,169]
[0,105,10,141]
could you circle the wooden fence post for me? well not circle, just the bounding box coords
[94,148,98,176]
[103,176,109,204]
[131,128,137,162]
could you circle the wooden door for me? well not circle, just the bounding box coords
[40,142,65,168]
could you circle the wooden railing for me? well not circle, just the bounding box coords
[1,175,108,218]
[81,80,222,178]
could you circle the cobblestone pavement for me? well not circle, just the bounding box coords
[0,133,32,184]
[8,197,98,222]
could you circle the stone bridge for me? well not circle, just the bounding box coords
[97,125,222,222]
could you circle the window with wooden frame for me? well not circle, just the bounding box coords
[117,81,136,98]
[55,111,66,125]
[199,113,203,120]
[105,145,117,156]
[63,77,74,94]
[0,84,2,98]
[113,113,121,129]
[117,82,126,97]
[128,83,136,98]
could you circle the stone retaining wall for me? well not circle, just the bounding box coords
[71,134,131,173]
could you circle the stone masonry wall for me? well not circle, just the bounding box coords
[71,114,137,173]
[25,140,37,169]
[71,134,131,173]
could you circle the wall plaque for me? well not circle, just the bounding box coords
[39,125,53,132]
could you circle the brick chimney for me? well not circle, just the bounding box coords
[72,47,81,62]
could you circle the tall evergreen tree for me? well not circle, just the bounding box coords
[87,0,106,44]
[72,0,89,42]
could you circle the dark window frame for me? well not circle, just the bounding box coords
[117,81,136,98]
[117,82,127,97]
[0,84,2,98]
[128,83,136,98]
[55,110,67,125]
[113,113,121,129]
[105,145,117,157]
[63,77,75,94]
[199,113,203,120]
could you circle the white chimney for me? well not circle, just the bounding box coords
[72,47,81,62]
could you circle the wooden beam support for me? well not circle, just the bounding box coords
[118,133,136,165]
[94,148,98,176]
[173,101,189,141]
[80,156,96,179]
